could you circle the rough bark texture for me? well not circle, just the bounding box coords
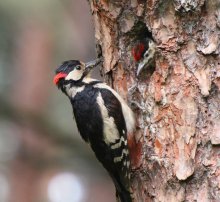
[88,0,220,201]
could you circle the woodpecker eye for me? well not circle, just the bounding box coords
[75,65,81,70]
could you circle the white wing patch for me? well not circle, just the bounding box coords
[96,93,120,145]
[113,149,129,163]
[65,69,83,81]
[111,136,127,150]
[94,83,135,133]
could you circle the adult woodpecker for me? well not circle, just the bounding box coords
[131,37,156,76]
[53,59,135,202]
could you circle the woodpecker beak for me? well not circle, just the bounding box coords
[136,62,145,77]
[84,58,102,76]
[53,72,67,85]
[85,58,102,70]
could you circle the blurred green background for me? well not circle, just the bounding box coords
[0,1,115,202]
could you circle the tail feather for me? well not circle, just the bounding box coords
[116,189,132,202]
[111,175,132,202]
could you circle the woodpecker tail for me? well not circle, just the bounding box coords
[111,175,132,202]
[116,189,132,202]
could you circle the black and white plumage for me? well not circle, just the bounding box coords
[53,59,135,202]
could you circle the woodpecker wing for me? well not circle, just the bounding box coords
[98,88,131,188]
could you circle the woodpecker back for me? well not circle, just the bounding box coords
[54,60,135,202]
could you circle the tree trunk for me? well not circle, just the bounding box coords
[88,0,220,201]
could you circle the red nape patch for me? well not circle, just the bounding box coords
[53,73,67,85]
[132,43,145,62]
[127,133,142,169]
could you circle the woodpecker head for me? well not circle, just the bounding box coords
[132,42,147,62]
[131,38,156,76]
[53,59,101,88]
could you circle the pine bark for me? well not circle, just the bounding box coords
[88,0,220,201]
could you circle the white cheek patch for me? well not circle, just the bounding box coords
[66,85,85,98]
[65,70,83,81]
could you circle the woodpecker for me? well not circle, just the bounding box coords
[53,59,135,202]
[131,37,156,76]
